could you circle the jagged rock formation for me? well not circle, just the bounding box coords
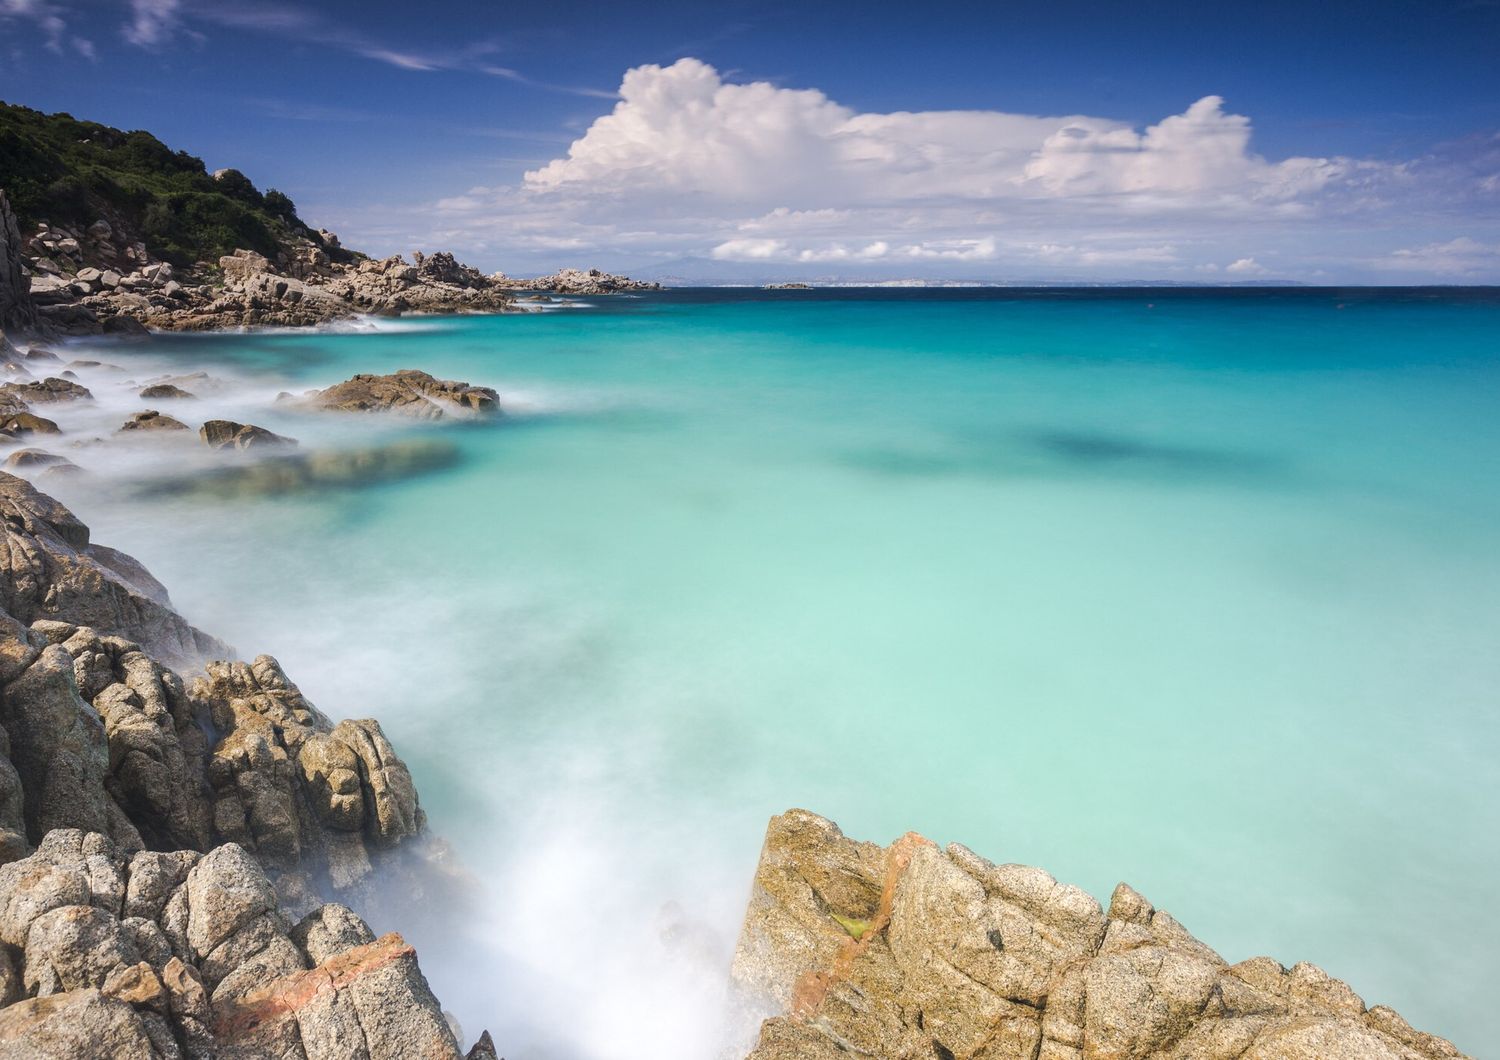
[303,370,500,420]
[734,810,1467,1060]
[0,830,466,1058]
[0,471,484,1056]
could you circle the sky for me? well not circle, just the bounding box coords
[2,0,1499,282]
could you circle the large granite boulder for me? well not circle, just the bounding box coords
[734,810,1468,1060]
[305,370,500,419]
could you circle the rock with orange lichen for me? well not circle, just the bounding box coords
[214,933,461,1060]
[734,809,1468,1060]
[0,830,476,1059]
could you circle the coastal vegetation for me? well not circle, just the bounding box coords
[0,101,312,265]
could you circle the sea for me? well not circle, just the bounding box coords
[29,287,1500,1057]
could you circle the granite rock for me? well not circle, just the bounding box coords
[734,810,1468,1060]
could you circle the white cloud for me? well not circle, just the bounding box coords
[1031,243,1180,266]
[524,60,1355,216]
[346,58,1500,280]
[0,0,91,55]
[710,238,995,263]
[1384,237,1500,276]
[123,0,182,47]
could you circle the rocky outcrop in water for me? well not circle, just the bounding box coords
[733,810,1467,1060]
[0,472,483,1056]
[303,370,500,420]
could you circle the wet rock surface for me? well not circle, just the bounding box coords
[733,810,1469,1060]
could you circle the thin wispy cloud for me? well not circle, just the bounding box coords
[122,0,184,47]
[0,0,94,57]
[113,0,616,97]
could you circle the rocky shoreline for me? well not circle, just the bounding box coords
[3,190,658,339]
[0,181,1474,1057]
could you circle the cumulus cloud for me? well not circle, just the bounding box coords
[1225,257,1269,275]
[371,58,1500,279]
[524,59,1355,214]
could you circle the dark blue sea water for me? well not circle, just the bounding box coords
[38,287,1500,1056]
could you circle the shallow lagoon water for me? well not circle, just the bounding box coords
[44,288,1500,1055]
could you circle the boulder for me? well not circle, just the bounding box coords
[0,413,60,437]
[0,378,92,404]
[306,370,500,419]
[218,250,272,283]
[2,450,75,472]
[138,384,194,401]
[199,420,297,451]
[119,411,189,433]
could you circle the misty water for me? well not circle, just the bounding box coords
[29,288,1500,1056]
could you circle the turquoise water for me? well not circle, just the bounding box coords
[52,289,1500,1055]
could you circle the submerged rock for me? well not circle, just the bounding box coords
[305,370,500,419]
[733,810,1469,1060]
[143,439,459,500]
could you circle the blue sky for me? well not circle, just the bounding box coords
[3,0,1499,281]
